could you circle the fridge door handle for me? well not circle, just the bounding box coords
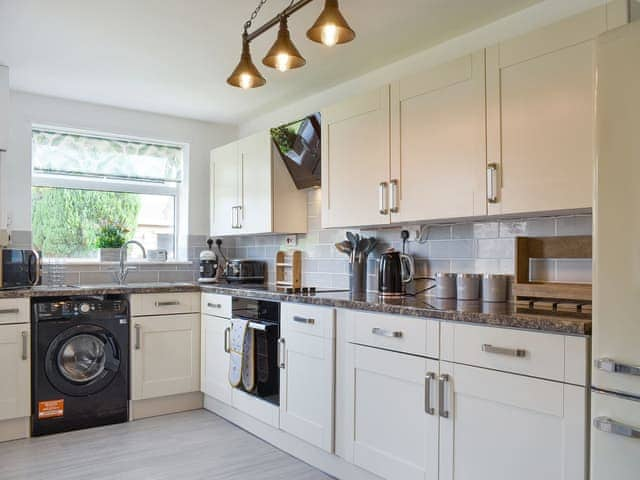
[594,416,640,439]
[595,357,640,377]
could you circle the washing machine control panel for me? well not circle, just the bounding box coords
[35,298,127,317]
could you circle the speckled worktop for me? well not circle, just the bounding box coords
[0,282,591,335]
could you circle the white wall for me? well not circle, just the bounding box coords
[239,0,620,136]
[4,91,237,234]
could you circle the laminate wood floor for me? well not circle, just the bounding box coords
[0,410,334,480]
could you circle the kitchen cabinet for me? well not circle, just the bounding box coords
[321,86,391,228]
[486,4,624,215]
[279,303,335,452]
[210,130,307,236]
[390,51,487,222]
[201,293,232,405]
[439,362,586,480]
[0,65,8,152]
[0,324,30,422]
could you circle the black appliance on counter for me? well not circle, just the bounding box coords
[0,248,41,289]
[231,296,280,404]
[377,248,415,297]
[226,259,266,284]
[31,295,129,436]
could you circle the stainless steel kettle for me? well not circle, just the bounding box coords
[377,249,414,297]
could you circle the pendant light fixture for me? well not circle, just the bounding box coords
[307,0,355,46]
[227,0,355,89]
[263,15,306,72]
[226,33,267,89]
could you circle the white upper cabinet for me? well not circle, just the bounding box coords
[390,51,487,222]
[0,65,8,152]
[210,131,307,236]
[321,86,391,228]
[486,4,624,215]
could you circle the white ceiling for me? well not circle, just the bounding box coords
[0,0,543,124]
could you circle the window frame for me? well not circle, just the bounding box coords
[30,125,189,261]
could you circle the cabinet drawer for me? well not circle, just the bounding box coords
[201,293,231,319]
[0,298,30,325]
[344,309,439,358]
[441,322,566,381]
[130,292,200,316]
[281,302,335,339]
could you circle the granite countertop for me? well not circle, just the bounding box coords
[0,282,591,335]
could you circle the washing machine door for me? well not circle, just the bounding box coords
[45,324,122,396]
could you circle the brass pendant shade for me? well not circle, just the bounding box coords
[263,16,306,72]
[226,34,266,89]
[306,0,355,46]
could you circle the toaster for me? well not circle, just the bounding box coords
[225,259,266,284]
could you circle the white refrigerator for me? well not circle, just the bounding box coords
[591,20,640,480]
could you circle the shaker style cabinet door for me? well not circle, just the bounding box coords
[131,314,200,400]
[321,85,391,229]
[238,131,272,235]
[486,6,612,215]
[201,313,232,405]
[0,324,30,421]
[438,362,586,480]
[390,51,487,222]
[210,141,240,236]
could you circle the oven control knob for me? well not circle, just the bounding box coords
[80,303,91,313]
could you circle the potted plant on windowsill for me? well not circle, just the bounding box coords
[95,223,128,262]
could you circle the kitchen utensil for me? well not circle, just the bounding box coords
[378,248,414,297]
[482,274,508,302]
[335,241,353,256]
[434,272,457,299]
[457,273,482,300]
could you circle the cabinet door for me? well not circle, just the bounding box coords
[279,304,335,452]
[391,52,486,222]
[239,131,272,234]
[0,324,30,421]
[131,313,200,400]
[0,66,8,152]
[439,362,586,480]
[200,313,231,405]
[343,344,439,480]
[210,141,239,236]
[486,8,609,215]
[322,86,391,228]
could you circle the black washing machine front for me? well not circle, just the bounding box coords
[31,295,130,436]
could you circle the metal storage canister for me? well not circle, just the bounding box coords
[434,272,457,299]
[482,274,508,302]
[457,273,482,300]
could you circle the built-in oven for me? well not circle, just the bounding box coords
[231,296,280,406]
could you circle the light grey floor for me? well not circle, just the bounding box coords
[0,410,334,480]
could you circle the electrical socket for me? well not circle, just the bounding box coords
[284,234,297,247]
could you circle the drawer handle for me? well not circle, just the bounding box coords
[134,323,142,350]
[293,315,315,325]
[224,326,231,353]
[425,372,435,415]
[594,417,640,439]
[482,344,526,358]
[155,301,180,307]
[278,338,286,369]
[207,302,222,309]
[439,374,450,418]
[0,308,19,315]
[595,358,640,377]
[371,327,402,338]
[21,331,28,360]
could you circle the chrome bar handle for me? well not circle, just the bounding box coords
[134,324,141,350]
[293,315,315,325]
[425,372,435,415]
[30,249,41,286]
[21,331,28,360]
[207,302,222,309]
[379,182,388,215]
[236,205,243,229]
[0,308,19,315]
[155,301,180,307]
[594,417,640,439]
[224,326,231,353]
[248,322,267,331]
[439,374,450,418]
[371,327,402,338]
[487,163,498,203]
[595,358,640,377]
[390,179,399,213]
[482,344,526,358]
[278,338,286,369]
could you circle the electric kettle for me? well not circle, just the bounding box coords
[377,248,414,297]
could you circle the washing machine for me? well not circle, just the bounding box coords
[31,295,129,436]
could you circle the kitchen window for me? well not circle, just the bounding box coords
[31,128,186,260]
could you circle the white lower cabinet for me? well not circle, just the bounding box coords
[0,323,30,421]
[279,303,335,452]
[201,312,231,405]
[131,313,201,400]
[439,361,586,480]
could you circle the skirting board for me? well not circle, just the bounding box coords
[0,416,29,443]
[131,392,203,421]
[203,395,379,480]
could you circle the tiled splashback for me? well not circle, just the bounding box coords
[223,190,592,291]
